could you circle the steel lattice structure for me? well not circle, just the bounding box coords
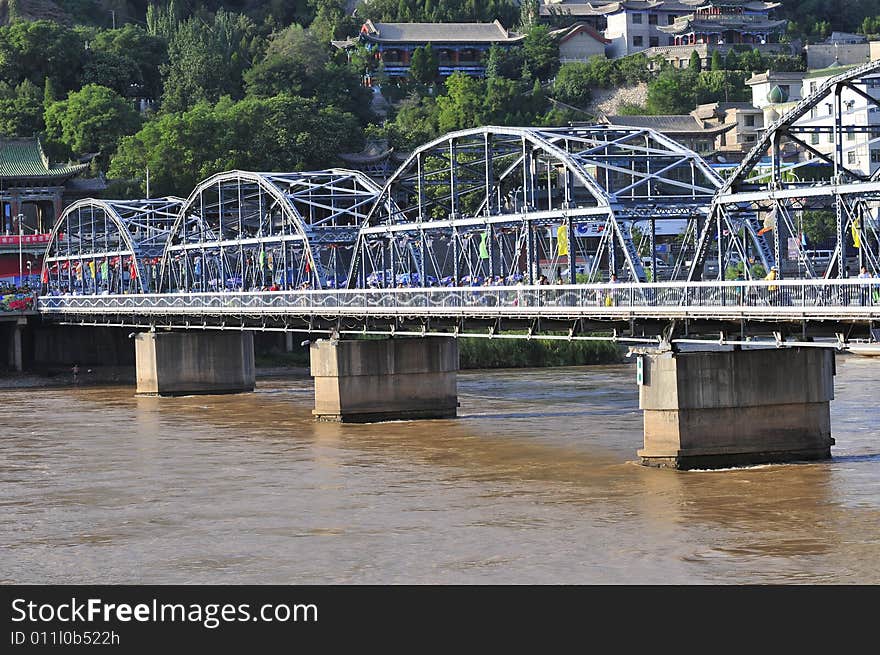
[42,198,183,294]
[690,59,880,281]
[349,126,721,288]
[157,169,386,293]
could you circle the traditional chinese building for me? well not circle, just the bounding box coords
[541,1,786,59]
[0,137,103,284]
[336,20,526,79]
[658,0,786,48]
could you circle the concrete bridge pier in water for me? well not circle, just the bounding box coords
[636,348,836,470]
[309,337,459,422]
[134,331,255,396]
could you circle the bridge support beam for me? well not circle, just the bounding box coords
[135,331,255,396]
[310,337,458,422]
[637,348,835,470]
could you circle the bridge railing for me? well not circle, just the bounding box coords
[37,279,880,317]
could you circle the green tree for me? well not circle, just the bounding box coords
[308,0,357,42]
[44,84,141,165]
[710,49,723,71]
[91,25,168,100]
[646,69,698,114]
[802,210,837,245]
[160,12,260,112]
[552,62,593,108]
[82,50,142,97]
[110,93,362,197]
[437,72,485,132]
[384,93,440,150]
[689,50,702,72]
[0,20,86,92]
[522,24,559,81]
[0,80,43,136]
[409,44,439,84]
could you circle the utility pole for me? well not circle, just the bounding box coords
[111,10,116,29]
[145,166,150,198]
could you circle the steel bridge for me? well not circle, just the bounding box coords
[35,63,880,347]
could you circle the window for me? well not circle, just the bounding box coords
[649,36,659,47]
[745,115,755,127]
[872,149,880,163]
[848,151,857,165]
[827,102,834,116]
[649,14,658,25]
[667,14,677,25]
[632,13,643,24]
[810,82,817,94]
[633,35,643,46]
[847,128,856,141]
[668,37,675,45]
[745,135,756,143]
[811,132,820,145]
[810,107,818,119]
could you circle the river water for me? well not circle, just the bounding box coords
[1,356,878,584]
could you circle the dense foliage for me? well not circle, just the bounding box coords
[0,0,862,199]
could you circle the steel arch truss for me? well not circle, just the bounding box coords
[42,198,183,295]
[690,60,880,281]
[159,170,384,292]
[350,126,721,287]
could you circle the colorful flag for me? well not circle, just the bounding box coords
[478,229,490,259]
[556,224,569,256]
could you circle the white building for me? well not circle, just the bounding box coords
[792,66,880,177]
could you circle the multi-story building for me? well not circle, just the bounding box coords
[791,66,880,177]
[658,0,787,48]
[541,1,787,59]
[334,20,526,79]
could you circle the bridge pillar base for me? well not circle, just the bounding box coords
[637,348,835,470]
[310,337,458,422]
[135,331,255,396]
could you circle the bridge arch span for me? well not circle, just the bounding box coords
[351,125,720,287]
[159,169,385,292]
[42,197,183,295]
[690,60,880,282]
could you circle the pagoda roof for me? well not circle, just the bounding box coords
[358,20,525,45]
[0,137,88,182]
[658,16,787,34]
[540,2,692,16]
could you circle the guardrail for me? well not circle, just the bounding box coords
[37,279,880,321]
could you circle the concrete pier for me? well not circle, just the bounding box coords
[637,348,835,470]
[1,317,26,371]
[310,337,458,422]
[135,331,255,396]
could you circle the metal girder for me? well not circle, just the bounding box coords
[158,169,384,292]
[42,197,183,294]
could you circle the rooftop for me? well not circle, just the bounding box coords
[549,22,612,44]
[0,137,88,181]
[358,20,525,44]
[601,114,734,135]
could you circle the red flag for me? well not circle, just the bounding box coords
[41,266,49,283]
[305,259,311,274]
